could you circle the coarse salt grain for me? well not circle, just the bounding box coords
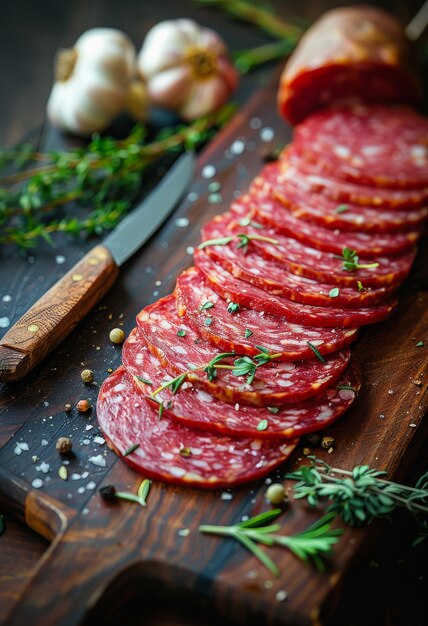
[276,590,288,602]
[89,455,106,468]
[221,492,233,501]
[175,217,189,228]
[201,165,216,179]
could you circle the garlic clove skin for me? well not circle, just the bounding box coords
[47,28,136,136]
[138,19,239,120]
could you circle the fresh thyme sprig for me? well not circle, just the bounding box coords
[286,458,428,527]
[335,248,379,273]
[198,232,278,253]
[0,104,235,248]
[100,478,151,508]
[199,509,343,575]
[150,347,281,398]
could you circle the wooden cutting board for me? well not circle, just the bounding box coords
[0,71,427,626]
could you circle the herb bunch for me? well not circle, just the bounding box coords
[199,509,342,575]
[286,458,428,527]
[0,104,235,249]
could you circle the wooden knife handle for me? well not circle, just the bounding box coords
[0,244,119,382]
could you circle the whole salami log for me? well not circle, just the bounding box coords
[278,6,421,124]
[201,216,398,307]
[219,203,416,288]
[133,295,351,407]
[124,330,361,439]
[97,367,297,488]
[292,105,428,189]
[175,266,358,360]
[195,248,397,328]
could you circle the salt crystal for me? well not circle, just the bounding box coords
[249,117,262,129]
[89,455,106,468]
[35,462,50,474]
[201,165,216,179]
[14,442,29,455]
[77,486,85,494]
[276,590,288,602]
[82,439,90,445]
[85,425,93,431]
[2,295,12,302]
[32,479,43,489]
[187,192,198,202]
[264,580,273,589]
[409,423,417,428]
[94,436,105,445]
[221,492,233,501]
[81,471,89,479]
[86,481,96,490]
[230,139,245,155]
[186,246,194,255]
[260,127,274,142]
[0,317,10,328]
[71,473,82,481]
[55,255,66,264]
[175,217,189,228]
[177,528,191,537]
[41,439,49,446]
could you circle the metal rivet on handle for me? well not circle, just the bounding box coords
[27,324,39,333]
[88,258,100,266]
[72,274,83,282]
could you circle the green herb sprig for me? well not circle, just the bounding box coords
[286,458,428,526]
[336,248,379,273]
[102,479,151,508]
[198,232,278,254]
[199,509,342,575]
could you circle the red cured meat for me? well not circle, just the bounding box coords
[201,215,397,307]
[132,295,351,407]
[293,105,428,189]
[217,200,415,288]
[247,174,419,256]
[260,160,428,233]
[97,366,297,488]
[194,248,397,328]
[279,155,428,209]
[175,266,358,360]
[124,331,361,439]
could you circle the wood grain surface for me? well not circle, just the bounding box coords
[0,1,427,625]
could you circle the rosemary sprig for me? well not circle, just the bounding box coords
[102,478,151,508]
[199,509,342,575]
[0,104,235,248]
[335,248,379,273]
[286,458,428,527]
[198,232,278,253]
[150,347,281,397]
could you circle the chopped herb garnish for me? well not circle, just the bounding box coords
[198,235,234,249]
[199,232,278,254]
[257,419,268,431]
[200,301,215,311]
[204,317,213,326]
[239,216,264,229]
[171,374,187,395]
[336,385,357,393]
[336,247,379,272]
[227,301,240,314]
[123,443,140,457]
[416,341,424,347]
[158,402,164,420]
[335,204,349,214]
[113,478,151,508]
[199,509,342,575]
[267,406,280,414]
[244,328,253,338]
[136,375,153,385]
[307,341,325,363]
[177,329,186,337]
[357,281,366,292]
[329,287,340,298]
[179,446,192,457]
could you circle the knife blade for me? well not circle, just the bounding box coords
[0,151,195,382]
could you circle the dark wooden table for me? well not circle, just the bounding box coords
[0,1,426,625]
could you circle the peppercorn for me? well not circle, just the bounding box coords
[99,485,117,500]
[56,436,72,454]
[321,435,335,450]
[109,328,125,344]
[266,483,286,505]
[81,369,94,383]
[76,399,91,413]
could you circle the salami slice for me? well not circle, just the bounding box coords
[132,295,351,407]
[201,215,397,307]
[175,266,358,360]
[248,174,419,256]
[195,248,397,328]
[279,156,428,210]
[125,331,361,439]
[293,105,428,189]
[97,367,297,488]
[218,200,415,288]
[261,160,428,233]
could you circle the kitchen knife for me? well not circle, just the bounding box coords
[0,151,195,382]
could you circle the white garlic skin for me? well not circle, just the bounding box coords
[47,28,136,136]
[138,19,238,120]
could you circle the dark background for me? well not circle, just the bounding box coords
[0,1,427,625]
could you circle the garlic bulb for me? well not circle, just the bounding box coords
[126,79,150,121]
[47,28,136,136]
[137,19,238,120]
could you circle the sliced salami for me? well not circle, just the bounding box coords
[293,105,428,189]
[195,248,397,328]
[175,266,358,360]
[248,174,419,256]
[97,366,297,488]
[201,215,397,307]
[279,156,428,209]
[220,200,415,288]
[262,160,428,233]
[125,331,361,439]
[132,295,351,406]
